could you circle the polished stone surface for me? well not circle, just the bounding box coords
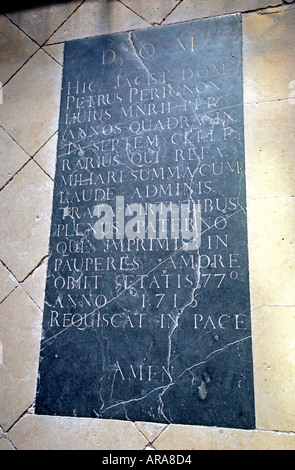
[35,15,255,429]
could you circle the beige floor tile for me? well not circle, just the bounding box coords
[0,262,17,303]
[6,1,83,45]
[153,423,295,449]
[0,127,30,189]
[0,0,294,452]
[0,437,15,450]
[22,259,47,311]
[9,415,148,450]
[0,50,62,156]
[43,43,64,66]
[0,287,42,431]
[0,15,39,85]
[247,197,295,306]
[119,0,181,24]
[0,160,53,282]
[34,132,58,180]
[245,100,295,198]
[135,421,167,443]
[163,0,282,24]
[46,0,150,44]
[243,5,295,103]
[252,306,295,432]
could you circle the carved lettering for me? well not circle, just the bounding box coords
[36,16,254,429]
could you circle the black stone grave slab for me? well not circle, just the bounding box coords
[35,14,255,429]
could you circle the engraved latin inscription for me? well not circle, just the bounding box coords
[35,15,255,429]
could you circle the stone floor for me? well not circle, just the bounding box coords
[1,0,295,450]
